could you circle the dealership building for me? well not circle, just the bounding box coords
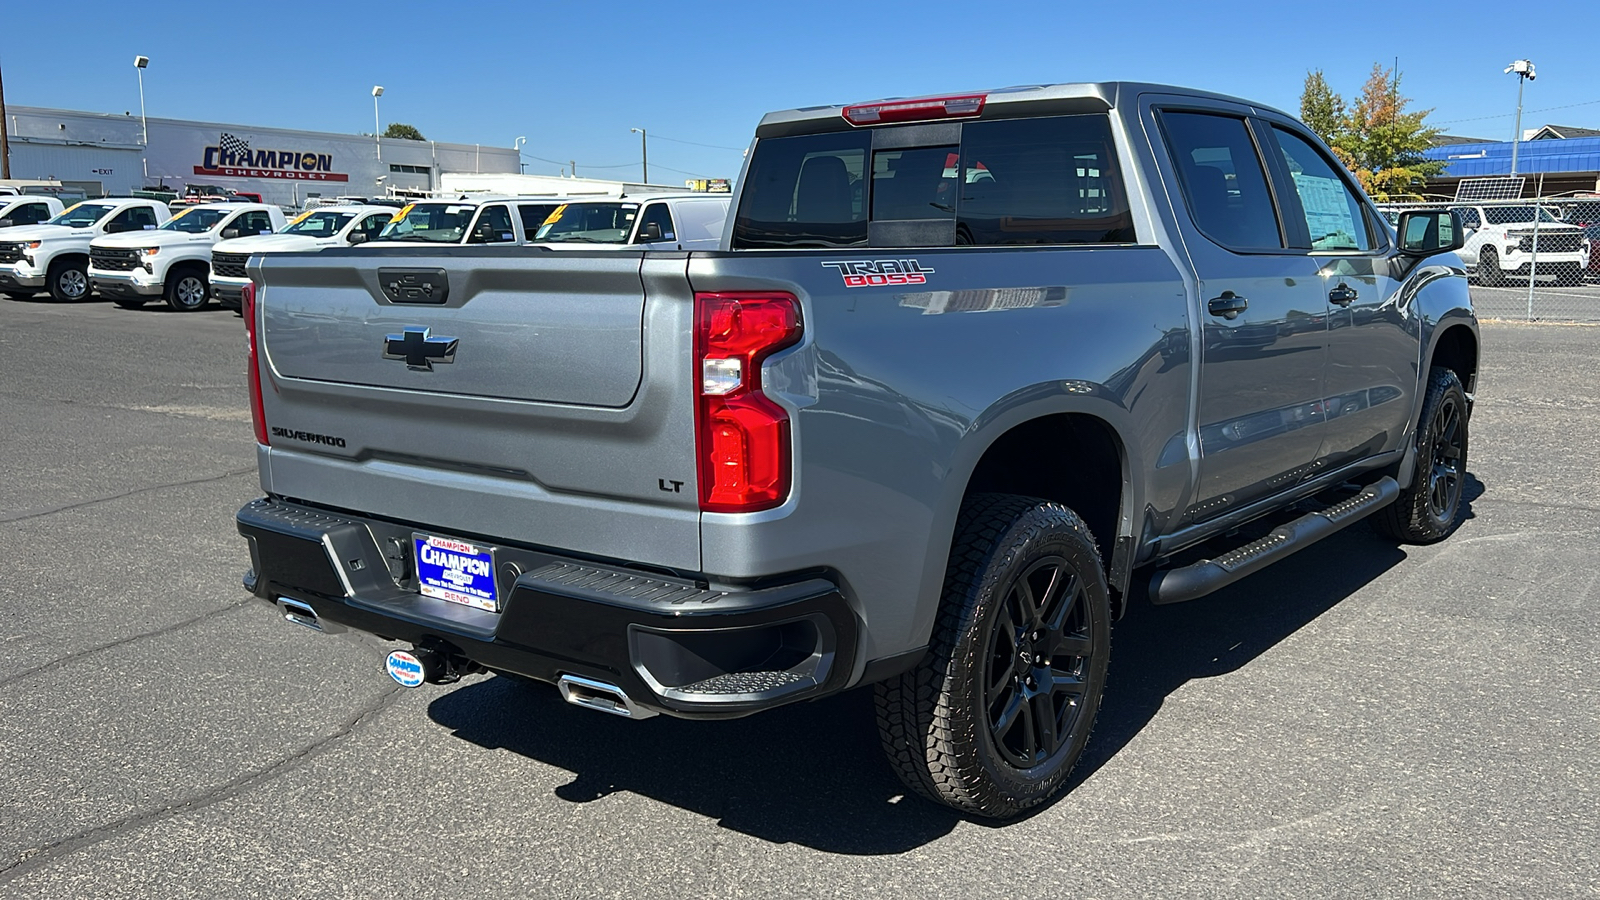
[1,105,520,205]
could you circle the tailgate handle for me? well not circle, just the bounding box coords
[379,268,449,305]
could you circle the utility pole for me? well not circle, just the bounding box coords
[371,86,384,162]
[571,159,576,178]
[135,56,149,184]
[0,55,11,179]
[631,128,648,183]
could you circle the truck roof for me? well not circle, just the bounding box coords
[756,81,1295,137]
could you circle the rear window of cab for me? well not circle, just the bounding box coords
[731,114,1135,249]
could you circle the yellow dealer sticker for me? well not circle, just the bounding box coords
[287,210,314,226]
[543,205,566,226]
[60,201,84,216]
[391,203,415,222]
[168,207,195,221]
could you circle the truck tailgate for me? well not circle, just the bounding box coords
[251,249,702,571]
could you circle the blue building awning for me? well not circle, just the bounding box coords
[1427,136,1600,177]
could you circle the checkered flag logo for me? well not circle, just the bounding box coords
[219,132,250,162]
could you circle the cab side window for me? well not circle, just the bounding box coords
[106,206,157,233]
[241,211,274,235]
[10,203,53,225]
[634,203,676,242]
[1456,207,1482,230]
[1160,111,1283,250]
[1271,127,1372,252]
[468,205,515,243]
[357,214,391,241]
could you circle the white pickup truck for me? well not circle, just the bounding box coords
[532,194,730,250]
[89,202,287,311]
[210,205,397,307]
[369,197,565,246]
[1452,203,1590,286]
[0,196,66,230]
[0,198,171,301]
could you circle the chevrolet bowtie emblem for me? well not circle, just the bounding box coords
[383,327,458,371]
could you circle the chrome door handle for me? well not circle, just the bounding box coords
[1328,283,1358,306]
[1207,291,1249,319]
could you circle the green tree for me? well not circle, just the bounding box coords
[1326,64,1446,202]
[1299,70,1345,145]
[383,122,425,141]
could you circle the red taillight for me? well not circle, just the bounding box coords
[842,93,986,127]
[242,281,269,446]
[694,292,802,512]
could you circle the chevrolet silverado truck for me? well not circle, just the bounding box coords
[533,194,732,250]
[210,205,398,308]
[0,198,171,301]
[1452,203,1589,286]
[0,195,66,230]
[89,202,287,311]
[236,82,1477,818]
[368,197,564,247]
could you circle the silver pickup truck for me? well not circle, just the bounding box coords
[236,82,1477,818]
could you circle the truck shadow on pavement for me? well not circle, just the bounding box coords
[427,474,1482,854]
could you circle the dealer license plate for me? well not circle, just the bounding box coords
[413,533,499,612]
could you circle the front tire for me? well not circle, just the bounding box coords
[1478,247,1506,287]
[876,494,1111,818]
[165,269,210,311]
[47,259,90,302]
[1372,367,1470,544]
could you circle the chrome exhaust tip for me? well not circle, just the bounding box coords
[557,674,657,719]
[276,597,346,634]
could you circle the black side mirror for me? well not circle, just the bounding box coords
[348,231,368,244]
[222,228,240,239]
[1396,210,1464,256]
[637,221,663,242]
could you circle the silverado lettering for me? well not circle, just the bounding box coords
[269,427,347,448]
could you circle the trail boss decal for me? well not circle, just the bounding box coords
[821,259,935,288]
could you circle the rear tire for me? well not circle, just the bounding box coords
[165,269,209,311]
[47,259,89,302]
[1478,247,1505,287]
[876,493,1111,819]
[1372,367,1469,544]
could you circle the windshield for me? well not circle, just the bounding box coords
[376,203,475,242]
[159,208,231,233]
[283,211,355,237]
[48,203,117,228]
[1481,206,1562,226]
[534,203,639,243]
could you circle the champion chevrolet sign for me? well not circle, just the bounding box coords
[193,132,350,182]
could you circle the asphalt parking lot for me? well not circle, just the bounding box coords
[1470,279,1600,324]
[1,294,1596,899]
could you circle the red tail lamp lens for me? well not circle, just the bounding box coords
[243,281,269,446]
[694,293,802,512]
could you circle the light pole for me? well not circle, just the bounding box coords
[514,136,527,174]
[630,128,647,183]
[135,55,149,184]
[371,85,384,162]
[1504,59,1535,176]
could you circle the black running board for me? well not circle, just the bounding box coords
[1149,477,1400,605]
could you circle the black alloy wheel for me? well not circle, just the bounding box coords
[1372,367,1470,544]
[876,493,1111,818]
[983,557,1095,769]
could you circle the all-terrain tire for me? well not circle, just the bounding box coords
[875,493,1111,819]
[1371,367,1469,544]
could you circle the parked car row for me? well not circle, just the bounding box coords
[1377,201,1595,285]
[0,192,732,310]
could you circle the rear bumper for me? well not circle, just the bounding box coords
[236,497,859,719]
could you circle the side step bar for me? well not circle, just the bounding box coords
[1149,477,1400,605]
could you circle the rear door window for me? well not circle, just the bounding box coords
[468,204,515,243]
[1160,111,1284,250]
[634,203,676,242]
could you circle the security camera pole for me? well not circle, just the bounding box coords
[135,55,149,184]
[0,54,10,179]
[372,85,384,163]
[1505,59,1535,177]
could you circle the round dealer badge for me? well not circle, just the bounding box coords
[386,650,426,688]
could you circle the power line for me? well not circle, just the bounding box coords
[1434,97,1600,126]
[648,133,746,152]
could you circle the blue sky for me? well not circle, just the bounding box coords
[4,0,1597,183]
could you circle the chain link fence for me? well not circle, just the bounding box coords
[1379,178,1600,323]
